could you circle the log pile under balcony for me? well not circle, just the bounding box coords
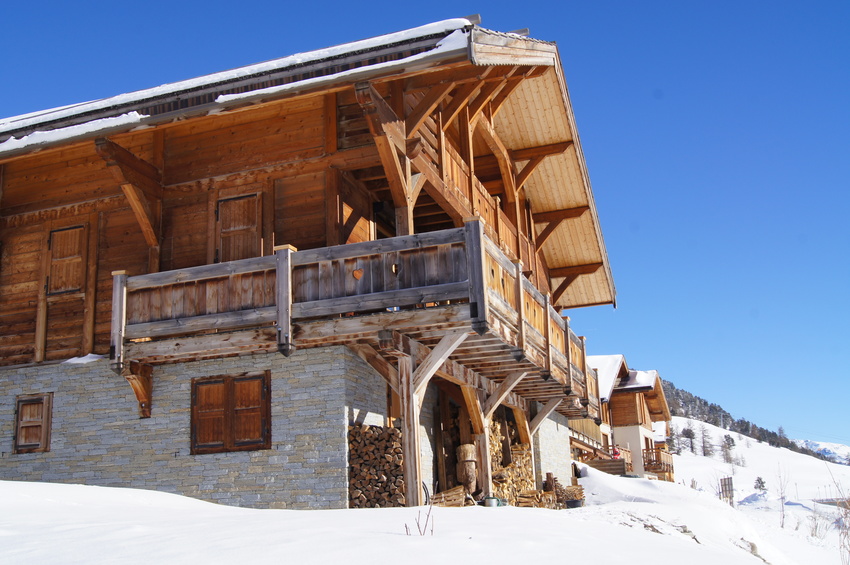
[489,419,535,505]
[348,424,405,508]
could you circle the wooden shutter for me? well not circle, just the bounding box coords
[15,393,52,453]
[216,194,260,262]
[191,371,270,454]
[192,378,227,453]
[47,226,86,295]
[233,373,269,448]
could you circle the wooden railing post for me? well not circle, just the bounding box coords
[464,217,489,335]
[511,260,525,361]
[543,294,552,381]
[110,270,128,374]
[275,245,296,357]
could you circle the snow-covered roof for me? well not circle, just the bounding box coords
[0,18,475,158]
[586,354,627,401]
[619,369,659,392]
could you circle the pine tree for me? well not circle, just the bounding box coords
[699,424,714,457]
[681,422,696,453]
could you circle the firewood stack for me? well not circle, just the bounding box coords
[543,473,585,508]
[348,424,405,508]
[489,420,535,505]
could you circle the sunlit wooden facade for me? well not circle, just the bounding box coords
[0,19,616,506]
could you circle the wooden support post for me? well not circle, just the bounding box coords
[399,354,423,506]
[512,260,525,361]
[464,217,489,335]
[475,430,493,498]
[82,212,99,355]
[529,398,562,436]
[413,329,468,398]
[125,361,153,418]
[543,294,552,380]
[275,245,296,356]
[482,371,527,421]
[512,407,532,445]
[110,270,128,374]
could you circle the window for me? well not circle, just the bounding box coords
[191,371,271,454]
[15,393,53,453]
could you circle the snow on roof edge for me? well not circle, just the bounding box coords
[0,24,472,158]
[0,18,472,133]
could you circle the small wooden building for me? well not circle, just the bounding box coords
[0,18,616,507]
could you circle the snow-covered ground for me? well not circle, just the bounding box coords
[2,416,848,564]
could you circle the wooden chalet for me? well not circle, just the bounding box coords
[585,355,674,481]
[0,17,616,508]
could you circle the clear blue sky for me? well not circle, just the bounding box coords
[3,2,848,444]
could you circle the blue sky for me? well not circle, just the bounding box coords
[2,2,848,444]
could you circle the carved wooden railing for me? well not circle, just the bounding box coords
[111,219,590,403]
[642,448,674,474]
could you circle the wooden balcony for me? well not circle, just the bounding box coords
[111,219,595,419]
[642,448,674,476]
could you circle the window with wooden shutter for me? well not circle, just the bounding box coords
[14,393,53,453]
[191,371,270,454]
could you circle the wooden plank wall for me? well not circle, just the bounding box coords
[0,93,338,366]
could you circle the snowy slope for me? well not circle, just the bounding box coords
[1,416,848,564]
[794,438,850,465]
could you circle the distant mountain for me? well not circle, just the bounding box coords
[794,439,850,465]
[661,379,829,461]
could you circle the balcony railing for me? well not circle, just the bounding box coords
[110,218,593,416]
[642,448,674,474]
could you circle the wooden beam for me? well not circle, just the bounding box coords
[482,371,528,420]
[324,92,337,154]
[467,79,506,124]
[515,155,544,192]
[489,74,525,118]
[412,329,468,397]
[123,361,153,418]
[355,82,410,209]
[511,141,574,161]
[405,82,455,139]
[549,262,603,279]
[95,138,162,252]
[347,344,399,394]
[533,205,589,224]
[399,354,423,506]
[475,115,517,208]
[461,385,486,435]
[110,270,128,374]
[464,218,489,335]
[512,407,532,445]
[275,245,295,357]
[440,82,480,132]
[529,398,562,436]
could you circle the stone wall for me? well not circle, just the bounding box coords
[0,347,379,509]
[532,404,574,488]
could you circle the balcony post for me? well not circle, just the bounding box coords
[543,293,552,380]
[399,353,423,506]
[275,245,297,357]
[110,270,128,375]
[511,260,525,361]
[464,217,489,335]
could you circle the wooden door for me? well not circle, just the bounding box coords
[216,194,261,263]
